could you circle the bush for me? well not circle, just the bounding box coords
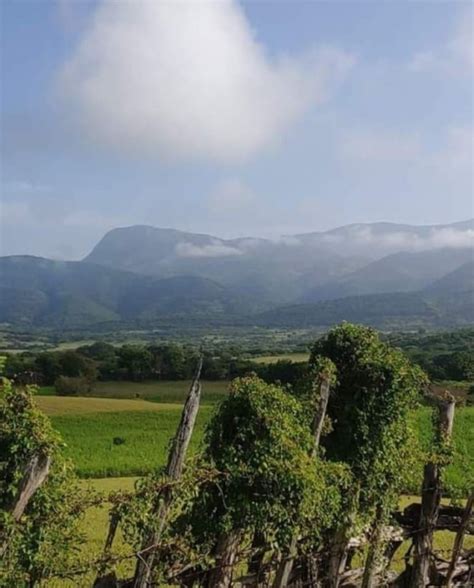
[54,376,92,396]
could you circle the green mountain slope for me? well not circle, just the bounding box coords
[0,256,254,327]
[254,293,439,329]
[303,248,473,302]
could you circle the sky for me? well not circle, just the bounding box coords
[1,0,473,259]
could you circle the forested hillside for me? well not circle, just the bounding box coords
[1,220,472,331]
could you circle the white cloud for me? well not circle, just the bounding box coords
[175,240,243,258]
[58,0,355,162]
[340,129,421,162]
[409,9,473,76]
[343,226,474,251]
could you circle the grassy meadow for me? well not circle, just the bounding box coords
[252,352,310,364]
[51,409,211,477]
[38,379,230,404]
[33,382,474,493]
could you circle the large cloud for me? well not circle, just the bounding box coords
[175,240,243,258]
[323,226,474,251]
[58,0,354,162]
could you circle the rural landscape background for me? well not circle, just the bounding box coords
[1,0,473,587]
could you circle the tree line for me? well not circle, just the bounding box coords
[3,342,308,395]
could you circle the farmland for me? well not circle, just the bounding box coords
[51,408,211,477]
[32,384,474,494]
[64,379,229,404]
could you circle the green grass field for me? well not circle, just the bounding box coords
[252,352,310,364]
[38,386,473,492]
[38,379,230,404]
[412,406,474,495]
[36,395,184,415]
[51,407,212,477]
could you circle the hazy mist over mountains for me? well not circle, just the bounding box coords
[1,219,472,330]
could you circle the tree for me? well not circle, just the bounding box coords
[117,345,153,381]
[34,353,62,386]
[0,373,89,585]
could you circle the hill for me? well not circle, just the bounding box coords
[0,256,253,327]
[303,248,473,302]
[84,220,473,305]
[254,287,472,329]
[1,220,472,331]
[254,293,438,329]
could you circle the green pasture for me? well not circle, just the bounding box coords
[51,407,212,477]
[252,352,310,364]
[38,379,230,404]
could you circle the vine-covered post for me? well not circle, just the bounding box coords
[309,324,427,588]
[133,356,203,588]
[411,396,455,587]
[361,503,385,588]
[1,453,51,557]
[187,376,326,588]
[445,490,473,587]
[273,357,336,588]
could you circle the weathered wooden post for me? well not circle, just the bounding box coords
[445,490,474,587]
[360,504,385,588]
[132,356,203,588]
[273,358,334,588]
[206,530,243,588]
[410,396,455,587]
[0,452,51,557]
[93,507,121,586]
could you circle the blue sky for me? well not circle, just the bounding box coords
[1,0,473,259]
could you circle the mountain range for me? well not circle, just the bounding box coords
[1,220,472,330]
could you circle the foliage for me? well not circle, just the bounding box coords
[0,376,90,586]
[55,375,93,396]
[388,328,474,382]
[182,376,347,552]
[310,323,429,516]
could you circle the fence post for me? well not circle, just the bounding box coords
[445,490,473,587]
[132,356,203,588]
[273,363,333,588]
[0,452,51,557]
[411,397,455,587]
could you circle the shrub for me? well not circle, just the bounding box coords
[54,375,92,396]
[0,375,90,585]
